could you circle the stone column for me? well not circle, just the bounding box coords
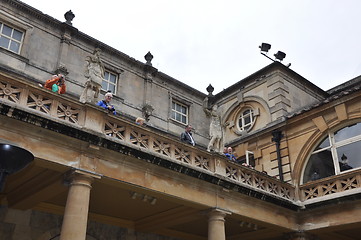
[207,208,231,240]
[285,231,318,240]
[59,170,100,240]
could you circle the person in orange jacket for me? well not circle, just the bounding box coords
[44,74,66,94]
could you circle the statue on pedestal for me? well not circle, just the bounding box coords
[80,48,105,103]
[203,97,223,153]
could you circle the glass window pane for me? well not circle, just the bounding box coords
[176,113,181,122]
[172,102,175,110]
[2,25,12,36]
[244,116,251,125]
[10,41,20,53]
[0,36,10,48]
[171,111,175,119]
[337,140,361,171]
[101,81,108,90]
[303,149,335,183]
[176,104,181,112]
[104,71,109,80]
[12,29,23,41]
[181,105,187,114]
[181,115,186,124]
[334,123,361,142]
[239,118,244,128]
[110,74,116,83]
[315,137,330,150]
[108,84,115,93]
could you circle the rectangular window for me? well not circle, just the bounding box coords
[102,71,117,94]
[0,22,24,54]
[171,101,188,124]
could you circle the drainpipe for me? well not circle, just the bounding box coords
[272,130,284,181]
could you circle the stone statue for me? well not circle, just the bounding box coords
[79,48,105,103]
[203,97,223,153]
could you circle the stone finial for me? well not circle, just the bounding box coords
[144,51,153,66]
[64,10,75,25]
[206,84,214,96]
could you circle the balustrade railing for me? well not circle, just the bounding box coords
[300,169,361,202]
[0,74,295,201]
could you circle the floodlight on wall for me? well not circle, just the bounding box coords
[0,142,34,191]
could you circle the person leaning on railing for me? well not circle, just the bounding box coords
[97,91,116,115]
[44,74,66,94]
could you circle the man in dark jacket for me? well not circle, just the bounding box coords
[180,124,195,146]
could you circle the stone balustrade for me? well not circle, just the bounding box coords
[0,74,296,201]
[300,169,361,202]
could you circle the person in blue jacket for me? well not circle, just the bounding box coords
[97,91,116,115]
[224,147,237,162]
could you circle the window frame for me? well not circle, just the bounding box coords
[0,22,24,54]
[0,11,33,57]
[102,70,118,95]
[302,122,361,183]
[237,108,255,132]
[171,100,189,125]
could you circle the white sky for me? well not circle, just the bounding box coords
[20,0,361,94]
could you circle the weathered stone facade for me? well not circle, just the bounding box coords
[1,0,361,239]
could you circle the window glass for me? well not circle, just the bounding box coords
[0,22,24,54]
[303,149,335,183]
[10,41,20,52]
[303,122,361,183]
[2,25,12,36]
[316,137,330,150]
[110,74,116,83]
[12,29,23,41]
[336,140,361,171]
[334,123,361,142]
[102,71,117,94]
[171,101,188,124]
[238,108,254,131]
[0,36,9,48]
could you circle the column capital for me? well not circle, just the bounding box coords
[64,169,101,189]
[207,208,232,222]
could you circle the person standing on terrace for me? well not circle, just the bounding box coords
[180,124,196,146]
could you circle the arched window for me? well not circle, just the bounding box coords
[238,108,255,132]
[303,122,361,183]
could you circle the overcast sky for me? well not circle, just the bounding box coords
[20,0,361,94]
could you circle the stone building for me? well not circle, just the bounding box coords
[0,0,361,239]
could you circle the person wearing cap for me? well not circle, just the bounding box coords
[97,91,116,115]
[44,74,66,94]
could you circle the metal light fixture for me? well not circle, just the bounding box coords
[0,142,34,191]
[259,43,271,52]
[259,42,289,66]
[274,51,286,61]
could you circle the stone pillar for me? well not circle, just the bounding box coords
[285,231,318,240]
[207,208,231,240]
[59,170,100,240]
